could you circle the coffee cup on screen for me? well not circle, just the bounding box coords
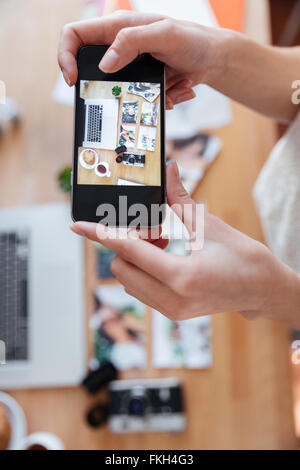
[95,161,111,177]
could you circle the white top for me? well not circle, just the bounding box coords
[253,111,300,274]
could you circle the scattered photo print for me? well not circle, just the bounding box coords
[140,102,159,126]
[122,101,138,124]
[138,126,157,152]
[97,246,115,279]
[166,133,222,193]
[91,285,146,371]
[128,82,160,103]
[152,310,212,369]
[119,124,136,148]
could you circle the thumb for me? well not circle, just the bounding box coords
[166,161,200,238]
[99,19,172,73]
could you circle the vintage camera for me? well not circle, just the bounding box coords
[108,378,186,433]
[115,152,146,168]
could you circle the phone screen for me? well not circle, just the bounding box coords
[73,46,165,227]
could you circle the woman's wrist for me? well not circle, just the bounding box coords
[236,239,300,328]
[201,27,240,89]
[272,262,300,329]
[257,247,300,328]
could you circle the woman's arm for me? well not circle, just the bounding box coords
[58,11,300,121]
[207,35,300,122]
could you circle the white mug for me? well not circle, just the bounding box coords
[19,432,65,450]
[95,161,111,177]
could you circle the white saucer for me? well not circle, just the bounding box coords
[94,163,111,178]
[79,148,98,169]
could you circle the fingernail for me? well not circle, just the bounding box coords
[70,223,85,236]
[166,98,174,110]
[62,70,71,86]
[175,90,196,104]
[173,161,180,179]
[99,49,119,72]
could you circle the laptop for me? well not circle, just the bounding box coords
[83,98,119,150]
[0,203,85,389]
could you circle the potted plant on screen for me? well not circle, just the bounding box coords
[112,85,122,98]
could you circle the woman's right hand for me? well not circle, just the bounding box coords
[58,10,230,109]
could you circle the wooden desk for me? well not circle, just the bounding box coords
[0,0,298,450]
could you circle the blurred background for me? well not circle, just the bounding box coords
[0,0,300,450]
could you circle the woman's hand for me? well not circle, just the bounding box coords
[58,10,229,109]
[70,162,300,328]
[58,10,300,120]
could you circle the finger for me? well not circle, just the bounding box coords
[166,72,188,89]
[135,227,169,249]
[58,11,165,85]
[132,226,169,249]
[167,86,196,106]
[135,226,162,240]
[70,222,178,284]
[166,161,196,235]
[111,256,181,320]
[166,96,174,110]
[165,75,196,108]
[151,237,169,250]
[99,18,177,73]
[166,77,192,91]
[167,162,204,250]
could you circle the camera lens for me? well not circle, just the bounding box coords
[129,157,135,164]
[128,397,146,416]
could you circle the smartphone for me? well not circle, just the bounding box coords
[72,45,165,227]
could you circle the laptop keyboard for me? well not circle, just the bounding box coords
[0,230,29,361]
[86,104,103,144]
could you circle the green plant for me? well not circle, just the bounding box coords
[58,165,72,194]
[112,85,122,97]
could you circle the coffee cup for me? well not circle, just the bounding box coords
[19,432,65,450]
[95,161,111,177]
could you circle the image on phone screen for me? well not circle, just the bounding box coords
[77,80,161,187]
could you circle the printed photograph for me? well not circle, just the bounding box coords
[122,101,138,124]
[119,124,136,148]
[166,133,222,193]
[152,310,212,369]
[128,82,160,103]
[138,125,157,152]
[97,246,115,279]
[91,285,146,371]
[77,80,161,186]
[140,102,159,126]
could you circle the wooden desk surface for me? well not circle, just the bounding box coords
[0,0,298,450]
